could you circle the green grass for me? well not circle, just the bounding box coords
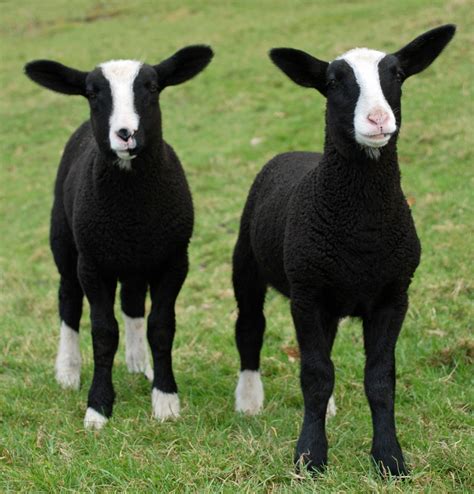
[1,0,473,492]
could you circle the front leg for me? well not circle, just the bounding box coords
[291,290,338,473]
[363,293,409,476]
[148,251,188,421]
[77,257,118,430]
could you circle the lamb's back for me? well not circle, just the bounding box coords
[245,151,323,295]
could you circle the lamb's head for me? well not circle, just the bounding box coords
[270,25,455,159]
[25,45,213,165]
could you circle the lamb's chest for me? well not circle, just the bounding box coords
[72,200,182,273]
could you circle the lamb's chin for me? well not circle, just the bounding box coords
[115,151,137,160]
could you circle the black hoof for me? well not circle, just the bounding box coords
[294,448,327,475]
[371,447,409,477]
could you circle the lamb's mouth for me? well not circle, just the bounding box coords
[362,132,393,140]
[356,131,394,148]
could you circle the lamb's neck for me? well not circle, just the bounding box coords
[93,139,166,187]
[318,136,402,208]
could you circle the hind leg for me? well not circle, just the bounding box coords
[232,237,267,415]
[324,319,339,419]
[121,279,153,381]
[51,204,83,390]
[55,275,83,389]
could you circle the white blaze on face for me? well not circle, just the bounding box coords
[100,60,142,161]
[338,48,397,153]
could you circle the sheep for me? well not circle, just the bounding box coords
[232,25,455,475]
[24,45,213,430]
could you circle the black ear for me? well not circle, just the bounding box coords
[393,24,456,80]
[154,45,214,89]
[269,48,329,96]
[24,60,88,96]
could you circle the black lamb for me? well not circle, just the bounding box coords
[232,25,455,475]
[25,45,214,429]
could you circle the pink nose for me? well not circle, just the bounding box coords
[367,110,389,127]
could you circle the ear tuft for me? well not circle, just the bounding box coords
[269,48,329,96]
[154,45,214,89]
[24,60,88,96]
[393,24,456,79]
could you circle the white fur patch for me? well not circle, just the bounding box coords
[116,159,132,171]
[338,48,397,153]
[152,389,180,421]
[364,146,381,160]
[55,321,81,390]
[123,312,153,381]
[100,60,142,161]
[326,394,337,419]
[84,407,108,430]
[235,370,264,415]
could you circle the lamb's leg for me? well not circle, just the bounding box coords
[78,257,118,430]
[291,292,338,473]
[50,208,84,390]
[232,238,267,415]
[148,251,188,421]
[55,275,83,389]
[120,280,153,381]
[363,293,409,476]
[323,318,339,419]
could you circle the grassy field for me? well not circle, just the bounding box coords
[1,0,473,492]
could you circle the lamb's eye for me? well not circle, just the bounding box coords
[391,66,404,83]
[146,82,158,93]
[86,89,98,100]
[327,79,338,90]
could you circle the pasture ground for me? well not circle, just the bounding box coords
[0,0,472,492]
